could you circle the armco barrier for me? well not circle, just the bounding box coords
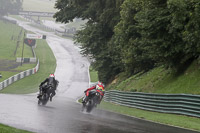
[104,90,200,118]
[0,60,39,90]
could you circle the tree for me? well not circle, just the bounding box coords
[112,0,155,75]
[180,0,200,61]
[54,0,124,83]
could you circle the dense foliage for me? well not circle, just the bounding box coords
[54,0,200,84]
[0,0,22,17]
[54,0,124,83]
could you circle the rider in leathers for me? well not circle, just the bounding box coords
[82,81,105,105]
[37,74,59,101]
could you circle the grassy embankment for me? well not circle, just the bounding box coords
[0,20,35,82]
[0,37,56,94]
[89,62,200,131]
[0,124,31,133]
[0,16,56,94]
[106,60,200,94]
[0,1,59,94]
[89,67,98,83]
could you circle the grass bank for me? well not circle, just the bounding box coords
[0,20,35,82]
[107,60,200,95]
[0,39,56,94]
[0,20,32,60]
[89,67,98,82]
[0,123,31,133]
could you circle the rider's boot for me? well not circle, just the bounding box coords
[50,95,53,101]
[50,90,56,102]
[50,93,55,101]
[81,98,87,112]
[37,91,42,98]
[82,96,88,104]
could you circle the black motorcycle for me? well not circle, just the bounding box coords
[37,84,54,105]
[82,89,101,113]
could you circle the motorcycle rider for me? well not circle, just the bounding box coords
[37,74,59,101]
[82,81,105,105]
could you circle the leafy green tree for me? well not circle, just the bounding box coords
[181,0,200,61]
[144,0,199,70]
[54,0,124,83]
[113,0,198,74]
[115,0,190,72]
[112,0,155,75]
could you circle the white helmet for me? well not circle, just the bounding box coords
[98,81,103,85]
[49,74,55,78]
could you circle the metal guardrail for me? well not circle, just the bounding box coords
[104,90,200,118]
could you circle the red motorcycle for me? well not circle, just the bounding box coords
[82,89,102,113]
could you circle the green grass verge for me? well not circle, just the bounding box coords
[0,39,56,94]
[107,60,200,95]
[0,20,33,58]
[89,67,98,82]
[0,123,31,133]
[0,62,35,82]
[0,20,31,60]
[0,72,18,82]
[12,64,36,71]
[154,61,200,94]
[97,101,200,132]
[0,63,36,82]
[16,42,33,58]
[0,20,37,82]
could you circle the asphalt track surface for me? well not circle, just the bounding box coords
[0,17,199,133]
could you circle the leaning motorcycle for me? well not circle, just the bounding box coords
[82,89,102,113]
[37,84,53,105]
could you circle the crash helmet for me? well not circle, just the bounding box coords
[98,81,105,87]
[49,74,55,78]
[97,81,103,85]
[96,81,105,91]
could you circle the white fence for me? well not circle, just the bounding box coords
[0,60,40,90]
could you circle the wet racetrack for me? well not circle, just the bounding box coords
[0,17,198,133]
